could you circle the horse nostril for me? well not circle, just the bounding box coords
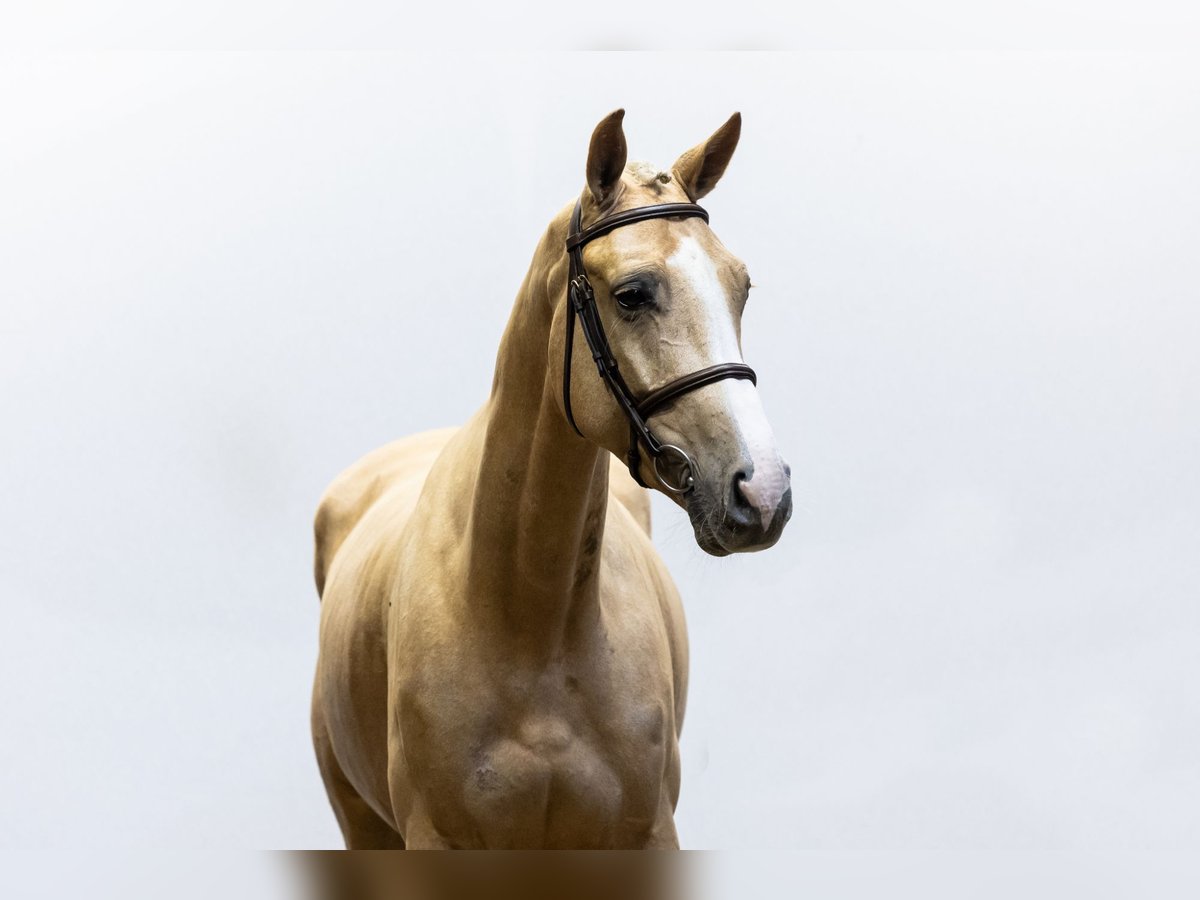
[729,468,757,523]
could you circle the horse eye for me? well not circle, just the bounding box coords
[614,286,653,310]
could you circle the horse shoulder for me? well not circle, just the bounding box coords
[313,427,458,597]
[601,502,689,740]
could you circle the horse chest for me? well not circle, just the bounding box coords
[464,720,625,846]
[400,663,672,848]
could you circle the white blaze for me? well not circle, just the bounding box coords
[665,237,790,530]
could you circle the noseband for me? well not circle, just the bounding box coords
[563,198,757,494]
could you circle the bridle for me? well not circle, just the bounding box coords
[563,198,757,494]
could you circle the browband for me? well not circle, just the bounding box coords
[565,203,709,252]
[563,198,758,494]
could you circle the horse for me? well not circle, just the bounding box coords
[310,110,792,849]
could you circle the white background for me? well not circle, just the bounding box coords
[1,46,1197,867]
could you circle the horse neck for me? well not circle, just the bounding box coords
[466,206,611,641]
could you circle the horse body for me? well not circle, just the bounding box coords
[313,416,686,848]
[311,110,791,849]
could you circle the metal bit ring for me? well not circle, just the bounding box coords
[653,444,696,495]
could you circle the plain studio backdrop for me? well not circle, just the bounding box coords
[1,51,1198,866]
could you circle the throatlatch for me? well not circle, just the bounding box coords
[562,198,757,494]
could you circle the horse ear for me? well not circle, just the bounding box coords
[586,109,628,208]
[672,112,742,201]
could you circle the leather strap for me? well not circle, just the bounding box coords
[563,198,758,492]
[566,202,709,252]
[562,287,582,437]
[636,363,757,418]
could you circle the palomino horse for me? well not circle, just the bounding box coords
[311,110,792,849]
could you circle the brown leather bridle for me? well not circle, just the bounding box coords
[563,198,757,494]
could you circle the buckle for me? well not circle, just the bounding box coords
[569,276,593,309]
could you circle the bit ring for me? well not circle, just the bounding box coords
[653,444,696,495]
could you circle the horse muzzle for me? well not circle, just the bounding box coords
[688,462,793,556]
